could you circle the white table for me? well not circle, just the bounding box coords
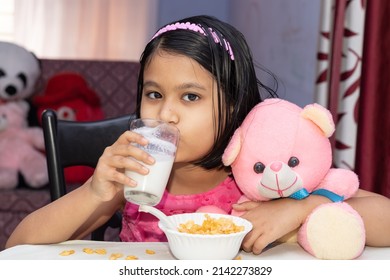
[1,241,389,280]
[1,240,389,260]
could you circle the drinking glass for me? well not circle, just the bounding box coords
[124,118,179,206]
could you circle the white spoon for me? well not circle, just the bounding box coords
[138,205,176,230]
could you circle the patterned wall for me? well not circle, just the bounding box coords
[38,59,140,118]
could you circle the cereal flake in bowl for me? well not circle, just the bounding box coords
[158,212,253,260]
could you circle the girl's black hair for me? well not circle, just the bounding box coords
[136,15,278,170]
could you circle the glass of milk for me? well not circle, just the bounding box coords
[124,118,179,206]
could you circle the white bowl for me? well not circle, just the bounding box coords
[158,212,253,260]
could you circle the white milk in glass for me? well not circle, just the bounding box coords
[124,126,177,206]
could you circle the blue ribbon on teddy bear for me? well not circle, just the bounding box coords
[289,188,344,202]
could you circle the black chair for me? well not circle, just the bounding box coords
[41,109,136,240]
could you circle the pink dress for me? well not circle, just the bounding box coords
[119,176,242,242]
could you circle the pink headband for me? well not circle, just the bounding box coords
[151,21,235,61]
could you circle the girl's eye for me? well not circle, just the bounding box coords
[146,92,162,99]
[182,93,200,102]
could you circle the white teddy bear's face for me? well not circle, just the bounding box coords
[0,42,41,102]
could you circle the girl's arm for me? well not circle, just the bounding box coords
[5,179,123,248]
[235,194,329,254]
[5,131,154,248]
[345,189,390,247]
[235,189,390,254]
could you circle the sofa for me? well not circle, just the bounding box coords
[0,58,140,250]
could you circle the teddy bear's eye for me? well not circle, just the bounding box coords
[288,157,300,167]
[17,73,27,88]
[253,162,265,174]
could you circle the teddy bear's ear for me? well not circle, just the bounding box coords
[301,103,335,137]
[222,127,242,166]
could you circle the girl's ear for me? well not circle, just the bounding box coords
[222,127,242,166]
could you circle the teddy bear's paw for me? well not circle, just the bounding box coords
[0,169,19,189]
[21,166,48,188]
[19,156,48,188]
[24,172,49,188]
[298,202,365,259]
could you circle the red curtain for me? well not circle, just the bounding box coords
[355,1,390,197]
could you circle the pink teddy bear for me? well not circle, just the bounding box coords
[201,98,366,259]
[0,101,48,189]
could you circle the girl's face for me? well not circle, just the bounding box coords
[140,51,219,163]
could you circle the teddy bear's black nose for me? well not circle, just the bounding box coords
[5,85,17,96]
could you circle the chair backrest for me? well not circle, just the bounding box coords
[41,109,136,240]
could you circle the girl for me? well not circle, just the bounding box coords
[6,15,390,254]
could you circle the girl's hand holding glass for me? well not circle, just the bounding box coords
[90,129,155,202]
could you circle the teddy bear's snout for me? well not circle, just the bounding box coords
[257,162,304,198]
[5,85,18,96]
[270,161,283,172]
